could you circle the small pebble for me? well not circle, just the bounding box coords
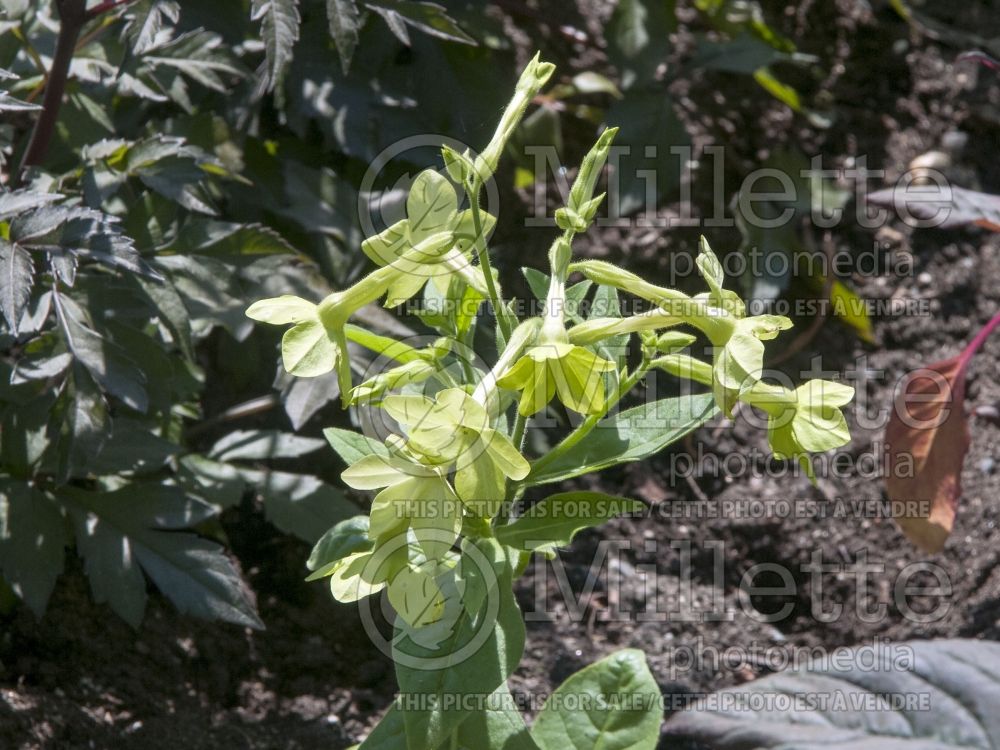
[979,457,995,475]
[974,404,999,420]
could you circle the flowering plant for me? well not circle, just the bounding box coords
[247,54,854,750]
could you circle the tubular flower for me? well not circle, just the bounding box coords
[497,342,616,417]
[246,233,455,398]
[498,238,616,419]
[382,388,530,517]
[361,169,492,306]
[653,351,854,482]
[341,452,462,564]
[756,379,855,481]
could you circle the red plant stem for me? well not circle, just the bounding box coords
[85,0,132,21]
[15,0,88,185]
[960,310,1000,367]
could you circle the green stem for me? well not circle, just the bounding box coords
[511,411,527,449]
[466,178,513,343]
[524,361,649,482]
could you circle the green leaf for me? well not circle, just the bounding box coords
[239,468,358,543]
[533,649,661,750]
[53,294,148,413]
[457,682,537,750]
[528,393,718,484]
[604,90,688,216]
[0,191,62,221]
[368,1,476,46]
[282,371,341,430]
[665,638,1000,749]
[496,491,643,552]
[589,283,628,390]
[209,429,325,462]
[123,0,181,56]
[327,0,362,74]
[252,0,301,93]
[323,427,390,466]
[0,392,54,476]
[60,365,111,480]
[61,485,263,629]
[166,220,295,256]
[394,538,525,750]
[0,240,34,334]
[0,480,69,617]
[0,91,40,112]
[607,0,677,89]
[359,701,407,749]
[307,515,371,576]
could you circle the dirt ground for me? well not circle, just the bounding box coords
[4,1,1000,748]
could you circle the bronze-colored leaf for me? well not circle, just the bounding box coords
[885,355,969,553]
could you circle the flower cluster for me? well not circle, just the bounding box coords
[245,54,855,634]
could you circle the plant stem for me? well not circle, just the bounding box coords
[511,411,527,449]
[525,362,648,482]
[961,309,1000,366]
[466,178,513,343]
[16,0,88,185]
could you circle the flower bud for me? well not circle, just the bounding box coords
[568,127,618,216]
[476,54,555,178]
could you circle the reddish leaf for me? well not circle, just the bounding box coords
[885,356,970,553]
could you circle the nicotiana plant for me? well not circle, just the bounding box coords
[247,55,855,750]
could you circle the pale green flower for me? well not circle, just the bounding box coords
[758,379,855,480]
[497,342,617,417]
[381,388,530,517]
[361,169,492,306]
[341,452,462,564]
[711,314,793,416]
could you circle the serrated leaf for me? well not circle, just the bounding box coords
[0,240,34,334]
[0,90,40,111]
[0,190,62,221]
[328,0,362,74]
[239,469,358,543]
[0,480,69,617]
[132,272,194,360]
[61,484,262,629]
[496,492,643,552]
[367,0,476,45]
[123,0,181,55]
[167,220,296,256]
[60,365,110,479]
[53,293,148,413]
[528,393,718,484]
[533,649,661,750]
[252,0,301,94]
